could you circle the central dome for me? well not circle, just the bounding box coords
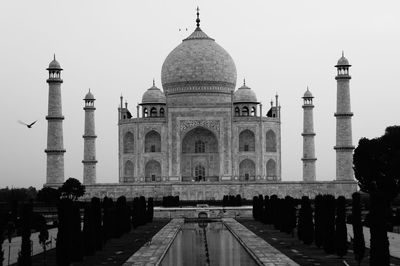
[161,26,237,95]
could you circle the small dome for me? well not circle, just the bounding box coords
[233,83,258,103]
[336,52,350,66]
[303,87,313,98]
[47,55,62,70]
[142,83,166,104]
[84,90,95,100]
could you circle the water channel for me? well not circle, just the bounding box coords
[160,221,259,266]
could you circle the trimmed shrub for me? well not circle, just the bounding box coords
[298,196,314,244]
[323,195,336,254]
[314,194,323,248]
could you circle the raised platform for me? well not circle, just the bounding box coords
[83,180,357,200]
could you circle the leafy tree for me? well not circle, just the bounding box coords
[59,178,85,200]
[354,126,400,266]
[352,192,365,266]
[37,187,60,203]
[335,196,348,257]
[0,211,6,265]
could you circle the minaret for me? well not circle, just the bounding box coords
[45,55,65,186]
[82,89,97,184]
[302,87,316,181]
[334,52,354,180]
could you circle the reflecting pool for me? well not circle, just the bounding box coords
[160,221,259,266]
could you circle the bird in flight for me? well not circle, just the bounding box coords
[18,120,37,128]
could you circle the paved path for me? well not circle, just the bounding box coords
[347,224,400,259]
[2,228,57,266]
[223,218,299,266]
[123,219,184,266]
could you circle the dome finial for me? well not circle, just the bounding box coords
[53,53,56,60]
[243,78,246,86]
[342,50,344,57]
[153,78,155,87]
[196,6,200,28]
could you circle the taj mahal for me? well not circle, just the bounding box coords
[44,10,357,200]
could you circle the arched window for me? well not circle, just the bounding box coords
[266,130,277,152]
[251,106,256,116]
[150,107,157,117]
[143,108,148,118]
[124,160,134,182]
[239,130,255,152]
[195,140,205,153]
[242,106,249,116]
[145,160,161,182]
[123,132,134,153]
[267,159,277,180]
[234,107,240,117]
[195,164,205,181]
[159,108,165,117]
[239,159,255,181]
[145,130,161,152]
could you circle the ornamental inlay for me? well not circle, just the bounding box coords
[180,120,220,134]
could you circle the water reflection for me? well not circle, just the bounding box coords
[160,221,258,266]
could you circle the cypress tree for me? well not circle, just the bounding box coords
[252,196,258,220]
[352,192,365,265]
[369,192,390,266]
[91,197,103,251]
[139,196,147,225]
[56,198,73,266]
[314,194,323,248]
[335,196,348,257]
[146,198,154,223]
[70,202,83,262]
[19,202,32,266]
[298,196,314,244]
[270,195,278,227]
[323,195,336,254]
[83,205,96,255]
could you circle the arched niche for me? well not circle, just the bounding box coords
[145,160,161,182]
[239,159,255,181]
[239,129,255,152]
[123,132,134,153]
[267,159,277,180]
[266,130,277,152]
[145,130,161,152]
[181,127,219,182]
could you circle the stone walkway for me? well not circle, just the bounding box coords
[123,219,184,266]
[223,218,299,266]
[347,224,400,259]
[2,228,58,266]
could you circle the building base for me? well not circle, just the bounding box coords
[83,180,358,200]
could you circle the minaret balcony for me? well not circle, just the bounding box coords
[46,78,63,83]
[334,112,353,117]
[335,75,351,80]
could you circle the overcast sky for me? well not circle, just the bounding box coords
[1,0,399,188]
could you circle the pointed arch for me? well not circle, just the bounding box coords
[123,132,134,153]
[267,159,277,180]
[145,130,161,152]
[239,159,255,181]
[159,108,165,117]
[251,106,256,116]
[145,160,161,182]
[234,107,240,117]
[239,129,255,152]
[242,106,249,116]
[150,107,157,117]
[194,164,206,181]
[124,160,134,182]
[266,130,277,152]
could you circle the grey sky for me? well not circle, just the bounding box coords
[1,0,399,188]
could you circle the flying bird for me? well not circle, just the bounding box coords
[18,120,37,128]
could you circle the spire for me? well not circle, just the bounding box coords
[196,6,200,28]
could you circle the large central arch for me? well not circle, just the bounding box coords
[181,127,219,182]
